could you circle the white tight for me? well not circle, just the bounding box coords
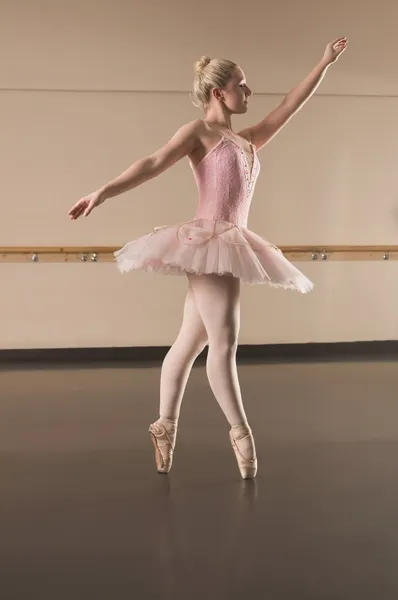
[159,273,249,427]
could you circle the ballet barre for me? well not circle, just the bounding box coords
[1,246,398,262]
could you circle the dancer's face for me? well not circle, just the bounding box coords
[215,67,252,114]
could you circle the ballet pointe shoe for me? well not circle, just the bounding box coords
[149,421,174,474]
[229,429,258,480]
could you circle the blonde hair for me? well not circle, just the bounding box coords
[191,56,238,111]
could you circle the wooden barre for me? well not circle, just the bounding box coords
[1,246,398,262]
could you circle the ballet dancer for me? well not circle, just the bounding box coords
[69,37,347,478]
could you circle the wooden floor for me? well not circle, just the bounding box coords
[1,358,398,599]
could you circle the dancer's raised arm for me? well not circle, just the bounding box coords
[239,37,347,150]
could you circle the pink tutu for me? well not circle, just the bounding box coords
[114,218,314,293]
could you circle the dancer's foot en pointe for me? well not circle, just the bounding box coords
[148,418,177,474]
[229,424,257,479]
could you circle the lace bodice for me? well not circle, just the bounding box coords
[189,136,260,228]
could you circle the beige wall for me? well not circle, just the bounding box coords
[1,0,398,349]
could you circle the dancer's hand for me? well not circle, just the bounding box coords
[68,189,107,220]
[323,37,347,65]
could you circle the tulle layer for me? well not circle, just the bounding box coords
[114,218,314,293]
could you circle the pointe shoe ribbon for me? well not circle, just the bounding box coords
[149,421,174,474]
[229,430,257,480]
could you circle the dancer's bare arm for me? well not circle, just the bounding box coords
[239,37,347,151]
[69,119,203,220]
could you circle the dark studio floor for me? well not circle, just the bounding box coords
[1,358,398,600]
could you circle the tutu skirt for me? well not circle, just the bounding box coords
[114,218,314,293]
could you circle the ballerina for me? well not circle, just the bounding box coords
[69,37,347,478]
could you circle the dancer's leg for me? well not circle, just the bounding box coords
[187,274,257,477]
[149,282,208,472]
[159,283,208,422]
[187,273,246,425]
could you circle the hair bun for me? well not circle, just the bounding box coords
[194,56,211,76]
